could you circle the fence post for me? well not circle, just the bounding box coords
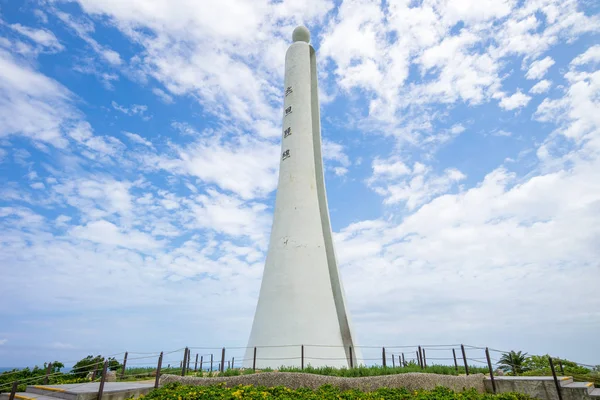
[253,347,257,372]
[210,354,213,372]
[154,352,163,389]
[423,349,427,368]
[121,352,128,379]
[187,349,191,371]
[44,362,53,385]
[382,347,387,368]
[452,349,458,371]
[91,364,98,381]
[200,356,203,372]
[402,353,405,367]
[559,360,564,375]
[349,347,353,369]
[181,347,188,376]
[398,355,401,368]
[485,348,496,393]
[227,361,230,370]
[392,354,395,368]
[461,344,469,375]
[232,357,235,369]
[97,360,108,400]
[301,345,304,370]
[220,348,225,373]
[549,357,564,400]
[9,380,18,400]
[416,351,420,367]
[195,354,198,372]
[418,346,423,369]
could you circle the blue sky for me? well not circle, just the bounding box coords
[0,0,599,368]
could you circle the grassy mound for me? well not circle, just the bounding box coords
[139,382,533,399]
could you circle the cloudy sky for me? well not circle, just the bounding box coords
[1,0,599,369]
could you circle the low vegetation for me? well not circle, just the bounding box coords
[136,382,534,399]
[498,351,599,387]
[278,363,489,377]
[184,363,489,378]
[71,355,121,378]
[1,355,121,393]
[0,364,88,393]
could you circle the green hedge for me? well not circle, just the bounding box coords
[138,382,534,400]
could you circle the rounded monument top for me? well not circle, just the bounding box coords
[292,26,310,43]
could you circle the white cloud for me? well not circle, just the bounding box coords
[59,0,333,137]
[571,45,600,67]
[124,131,153,147]
[152,88,174,104]
[526,56,555,80]
[369,161,466,209]
[317,0,598,135]
[34,10,49,24]
[337,155,600,355]
[0,49,74,147]
[0,338,7,345]
[54,10,122,65]
[52,177,133,220]
[499,89,531,110]
[139,134,279,200]
[10,24,64,52]
[530,79,552,94]
[534,47,600,142]
[491,129,512,137]
[322,139,350,167]
[71,59,119,89]
[333,167,348,176]
[371,158,410,178]
[112,101,148,117]
[70,220,163,251]
[186,189,271,245]
[332,44,600,357]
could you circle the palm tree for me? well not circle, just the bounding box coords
[498,351,529,375]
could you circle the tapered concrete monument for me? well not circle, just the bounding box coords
[244,26,361,368]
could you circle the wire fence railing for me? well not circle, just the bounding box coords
[2,343,597,399]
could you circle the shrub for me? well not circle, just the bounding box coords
[71,355,122,378]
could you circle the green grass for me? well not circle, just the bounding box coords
[179,363,489,378]
[135,382,534,399]
[278,364,489,377]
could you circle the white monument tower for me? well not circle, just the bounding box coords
[244,26,361,369]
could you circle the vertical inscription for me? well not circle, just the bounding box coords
[283,85,292,159]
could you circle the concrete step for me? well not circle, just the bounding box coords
[26,385,75,400]
[590,388,600,398]
[26,382,154,400]
[0,392,58,400]
[563,381,595,394]
[487,376,574,386]
[559,378,575,386]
